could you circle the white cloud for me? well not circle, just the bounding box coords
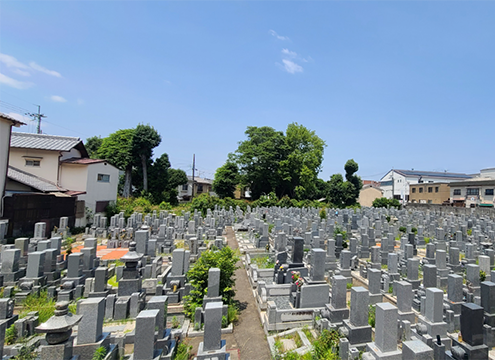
[50,95,67,103]
[282,59,303,74]
[0,72,33,89]
[0,53,61,77]
[282,48,297,58]
[77,98,85,105]
[12,68,31,77]
[269,30,289,41]
[29,62,61,78]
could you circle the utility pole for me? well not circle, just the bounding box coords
[191,154,196,199]
[26,105,46,134]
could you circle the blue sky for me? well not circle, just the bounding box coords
[1,1,494,181]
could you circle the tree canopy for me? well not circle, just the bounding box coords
[213,161,239,198]
[225,123,326,200]
[85,136,103,159]
[326,159,363,207]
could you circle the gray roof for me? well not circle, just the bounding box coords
[0,112,26,126]
[7,166,67,192]
[11,132,83,152]
[382,169,472,181]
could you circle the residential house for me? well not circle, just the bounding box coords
[0,113,25,217]
[7,132,119,227]
[449,168,495,208]
[178,176,214,201]
[380,169,472,203]
[409,183,450,205]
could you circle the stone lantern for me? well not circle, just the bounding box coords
[35,301,82,360]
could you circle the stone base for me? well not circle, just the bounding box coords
[343,319,372,347]
[88,290,109,298]
[3,269,26,285]
[327,304,349,325]
[448,338,488,360]
[406,279,421,290]
[196,339,228,360]
[128,349,162,360]
[39,339,73,360]
[73,332,110,360]
[398,310,416,324]
[20,276,46,286]
[365,342,402,360]
[369,293,383,305]
[63,276,86,286]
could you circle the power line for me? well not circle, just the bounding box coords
[0,90,38,106]
[26,105,46,134]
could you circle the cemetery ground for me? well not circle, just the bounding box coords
[4,206,495,360]
[185,226,272,360]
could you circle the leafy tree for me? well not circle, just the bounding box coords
[213,161,239,198]
[279,123,326,199]
[326,160,363,207]
[85,136,103,159]
[132,124,161,191]
[372,197,401,209]
[229,123,324,200]
[233,126,287,199]
[98,129,135,197]
[183,246,240,318]
[165,168,188,205]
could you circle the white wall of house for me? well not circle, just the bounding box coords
[74,162,119,226]
[0,120,12,216]
[9,148,60,183]
[60,163,88,191]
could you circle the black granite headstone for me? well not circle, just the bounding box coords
[292,237,304,263]
[460,302,484,346]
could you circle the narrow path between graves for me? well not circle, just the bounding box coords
[228,226,272,360]
[187,226,272,360]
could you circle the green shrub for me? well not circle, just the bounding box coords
[251,255,275,269]
[346,283,353,290]
[221,315,228,328]
[174,341,193,360]
[20,290,56,323]
[368,305,376,327]
[228,304,239,324]
[480,270,487,282]
[5,324,17,345]
[399,226,407,233]
[92,346,107,360]
[171,316,180,328]
[183,246,240,318]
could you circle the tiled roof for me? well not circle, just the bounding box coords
[187,175,213,185]
[392,169,472,179]
[62,157,106,165]
[0,112,26,126]
[7,166,67,192]
[11,132,83,152]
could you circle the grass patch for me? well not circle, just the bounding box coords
[107,275,118,287]
[275,331,303,350]
[19,291,56,323]
[251,255,275,269]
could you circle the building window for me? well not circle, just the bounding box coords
[435,187,439,193]
[197,184,204,193]
[428,187,433,193]
[97,174,110,182]
[486,189,494,196]
[453,189,461,196]
[428,200,432,204]
[419,188,423,193]
[25,159,40,167]
[182,184,188,191]
[466,188,479,196]
[412,188,416,193]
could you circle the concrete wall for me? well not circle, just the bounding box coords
[406,203,495,218]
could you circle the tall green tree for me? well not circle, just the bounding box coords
[98,129,135,198]
[233,126,287,199]
[279,123,326,199]
[85,136,103,159]
[326,159,363,207]
[132,124,161,191]
[213,161,239,198]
